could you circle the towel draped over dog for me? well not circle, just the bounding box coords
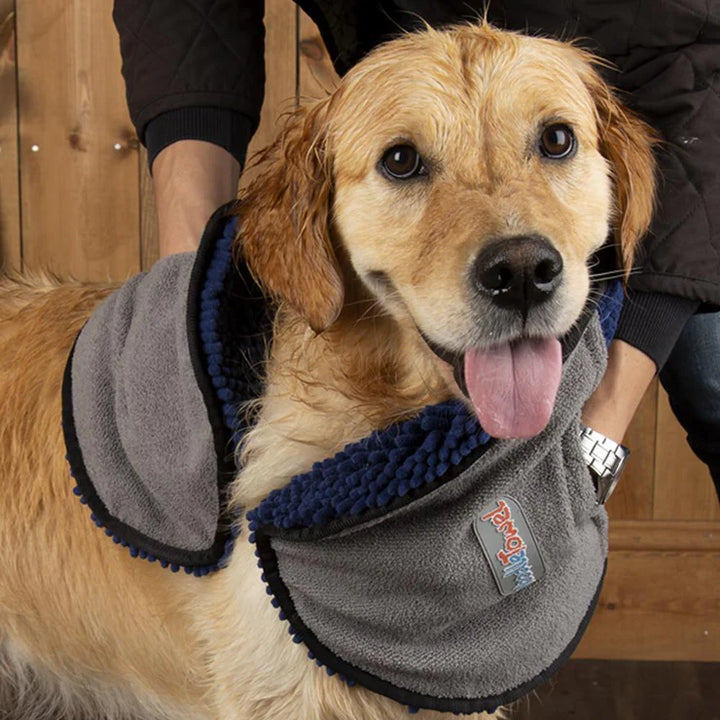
[63,204,624,714]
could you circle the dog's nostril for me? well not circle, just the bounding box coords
[481,263,515,293]
[534,256,563,289]
[474,235,563,314]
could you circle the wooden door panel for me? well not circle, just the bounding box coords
[16,0,138,281]
[0,0,20,271]
[576,548,720,661]
[654,386,719,521]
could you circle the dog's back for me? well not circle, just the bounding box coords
[0,279,210,720]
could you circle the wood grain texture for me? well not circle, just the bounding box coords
[0,0,20,271]
[607,379,658,521]
[653,385,719,521]
[610,519,720,552]
[575,549,720,661]
[15,0,139,281]
[239,0,298,194]
[514,660,720,720]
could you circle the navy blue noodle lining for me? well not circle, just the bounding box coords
[248,400,492,536]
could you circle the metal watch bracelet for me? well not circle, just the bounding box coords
[579,425,630,504]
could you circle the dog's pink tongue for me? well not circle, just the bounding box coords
[464,338,562,439]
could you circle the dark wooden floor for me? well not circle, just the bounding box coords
[510,660,720,719]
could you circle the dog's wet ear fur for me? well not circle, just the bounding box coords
[235,98,343,333]
[581,60,657,277]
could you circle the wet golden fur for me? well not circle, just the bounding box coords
[0,23,655,720]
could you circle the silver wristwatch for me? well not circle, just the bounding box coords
[579,425,630,504]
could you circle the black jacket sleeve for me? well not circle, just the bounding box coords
[612,42,720,311]
[614,291,700,371]
[112,0,265,167]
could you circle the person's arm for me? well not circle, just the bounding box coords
[581,339,655,443]
[113,0,264,253]
[152,141,241,257]
[582,291,699,442]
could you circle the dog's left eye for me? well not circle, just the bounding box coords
[381,145,427,179]
[539,124,576,159]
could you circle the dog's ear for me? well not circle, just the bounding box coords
[582,66,657,277]
[236,99,343,333]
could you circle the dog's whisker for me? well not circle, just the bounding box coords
[347,290,408,326]
[354,301,390,325]
[588,266,643,281]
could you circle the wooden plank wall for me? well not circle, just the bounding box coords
[1,0,718,663]
[14,0,138,281]
[0,0,20,271]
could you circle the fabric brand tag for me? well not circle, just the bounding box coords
[473,497,546,596]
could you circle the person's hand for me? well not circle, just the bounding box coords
[152,141,241,258]
[581,339,656,443]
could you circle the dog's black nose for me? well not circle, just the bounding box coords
[474,235,563,315]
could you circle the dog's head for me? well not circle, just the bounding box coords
[237,22,656,438]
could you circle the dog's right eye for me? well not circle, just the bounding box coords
[381,145,427,180]
[539,123,576,160]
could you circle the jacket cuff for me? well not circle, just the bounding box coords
[145,108,254,171]
[614,291,699,371]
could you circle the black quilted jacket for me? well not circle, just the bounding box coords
[113,0,720,367]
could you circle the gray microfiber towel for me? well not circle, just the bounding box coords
[62,204,271,570]
[248,310,609,715]
[63,203,623,712]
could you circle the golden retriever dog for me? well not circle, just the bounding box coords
[0,22,654,720]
